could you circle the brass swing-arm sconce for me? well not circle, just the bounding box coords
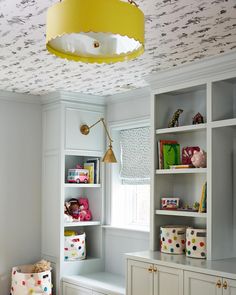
[80,118,117,163]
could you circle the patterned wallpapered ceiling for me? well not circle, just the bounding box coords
[0,0,236,97]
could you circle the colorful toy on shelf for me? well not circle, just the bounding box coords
[192,112,204,124]
[191,149,207,168]
[168,109,183,128]
[67,168,89,184]
[161,198,180,210]
[65,198,92,221]
[182,146,200,165]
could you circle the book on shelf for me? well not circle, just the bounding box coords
[199,182,207,213]
[86,158,100,184]
[84,162,95,184]
[158,140,177,169]
[163,143,180,169]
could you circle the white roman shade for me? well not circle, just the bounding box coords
[120,126,151,184]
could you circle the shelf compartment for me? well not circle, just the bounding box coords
[156,124,206,135]
[156,168,207,174]
[212,78,236,122]
[64,221,101,227]
[64,183,101,188]
[155,210,207,218]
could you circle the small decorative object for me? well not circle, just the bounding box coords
[191,149,207,168]
[161,198,180,210]
[186,228,206,259]
[11,262,52,295]
[67,168,89,183]
[193,202,200,212]
[64,230,86,261]
[199,182,207,213]
[192,112,204,124]
[168,109,183,128]
[182,146,200,165]
[163,143,180,169]
[158,140,178,169]
[160,225,186,255]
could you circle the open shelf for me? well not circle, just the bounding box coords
[64,183,101,188]
[64,221,101,227]
[156,168,207,174]
[156,124,206,135]
[211,118,236,129]
[155,209,207,218]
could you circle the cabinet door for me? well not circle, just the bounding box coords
[127,260,153,295]
[65,108,104,152]
[223,279,236,295]
[154,265,183,295]
[63,282,92,295]
[184,271,222,295]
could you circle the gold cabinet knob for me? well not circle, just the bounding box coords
[148,266,153,273]
[223,281,228,290]
[216,280,222,288]
[153,267,157,273]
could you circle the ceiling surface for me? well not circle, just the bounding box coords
[0,0,236,97]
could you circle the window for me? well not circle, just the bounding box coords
[109,124,150,231]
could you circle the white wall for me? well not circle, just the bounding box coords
[105,88,151,276]
[0,96,42,295]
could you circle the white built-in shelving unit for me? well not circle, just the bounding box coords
[42,94,106,294]
[148,53,236,262]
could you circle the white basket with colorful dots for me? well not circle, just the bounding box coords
[64,232,86,261]
[11,265,52,295]
[160,225,186,255]
[186,228,206,259]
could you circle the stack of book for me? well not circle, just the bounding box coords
[84,158,100,184]
[158,140,180,169]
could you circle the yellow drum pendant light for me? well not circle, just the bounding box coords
[46,0,145,63]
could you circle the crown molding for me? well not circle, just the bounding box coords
[41,91,106,106]
[105,86,151,105]
[146,50,236,91]
[0,90,41,104]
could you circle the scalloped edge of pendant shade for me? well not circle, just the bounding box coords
[46,0,145,63]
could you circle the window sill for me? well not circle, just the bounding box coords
[102,225,150,233]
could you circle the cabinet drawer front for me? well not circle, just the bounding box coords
[127,260,153,295]
[224,278,236,295]
[154,265,183,295]
[63,282,92,295]
[65,108,104,152]
[184,271,221,295]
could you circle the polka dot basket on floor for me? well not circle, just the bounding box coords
[160,225,186,255]
[11,264,52,295]
[186,228,206,259]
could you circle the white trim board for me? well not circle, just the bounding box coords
[0,90,41,104]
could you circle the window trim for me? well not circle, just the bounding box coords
[105,116,150,230]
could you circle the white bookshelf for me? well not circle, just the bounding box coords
[64,221,101,227]
[150,72,236,261]
[64,183,101,188]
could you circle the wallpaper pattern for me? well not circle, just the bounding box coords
[0,0,236,96]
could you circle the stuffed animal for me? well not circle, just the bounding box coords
[79,197,89,210]
[32,260,51,273]
[65,198,92,221]
[191,149,207,168]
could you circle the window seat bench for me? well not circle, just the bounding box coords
[62,272,125,295]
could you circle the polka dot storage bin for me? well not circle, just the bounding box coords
[186,228,206,259]
[11,265,52,295]
[64,231,86,261]
[160,225,186,255]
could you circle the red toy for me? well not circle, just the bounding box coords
[65,197,92,221]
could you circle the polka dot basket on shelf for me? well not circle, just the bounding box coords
[64,231,86,261]
[160,225,186,255]
[11,265,52,295]
[186,228,206,259]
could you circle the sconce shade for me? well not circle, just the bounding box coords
[46,0,144,63]
[103,145,117,163]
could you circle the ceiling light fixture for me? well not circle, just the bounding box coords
[46,0,144,63]
[80,118,117,163]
